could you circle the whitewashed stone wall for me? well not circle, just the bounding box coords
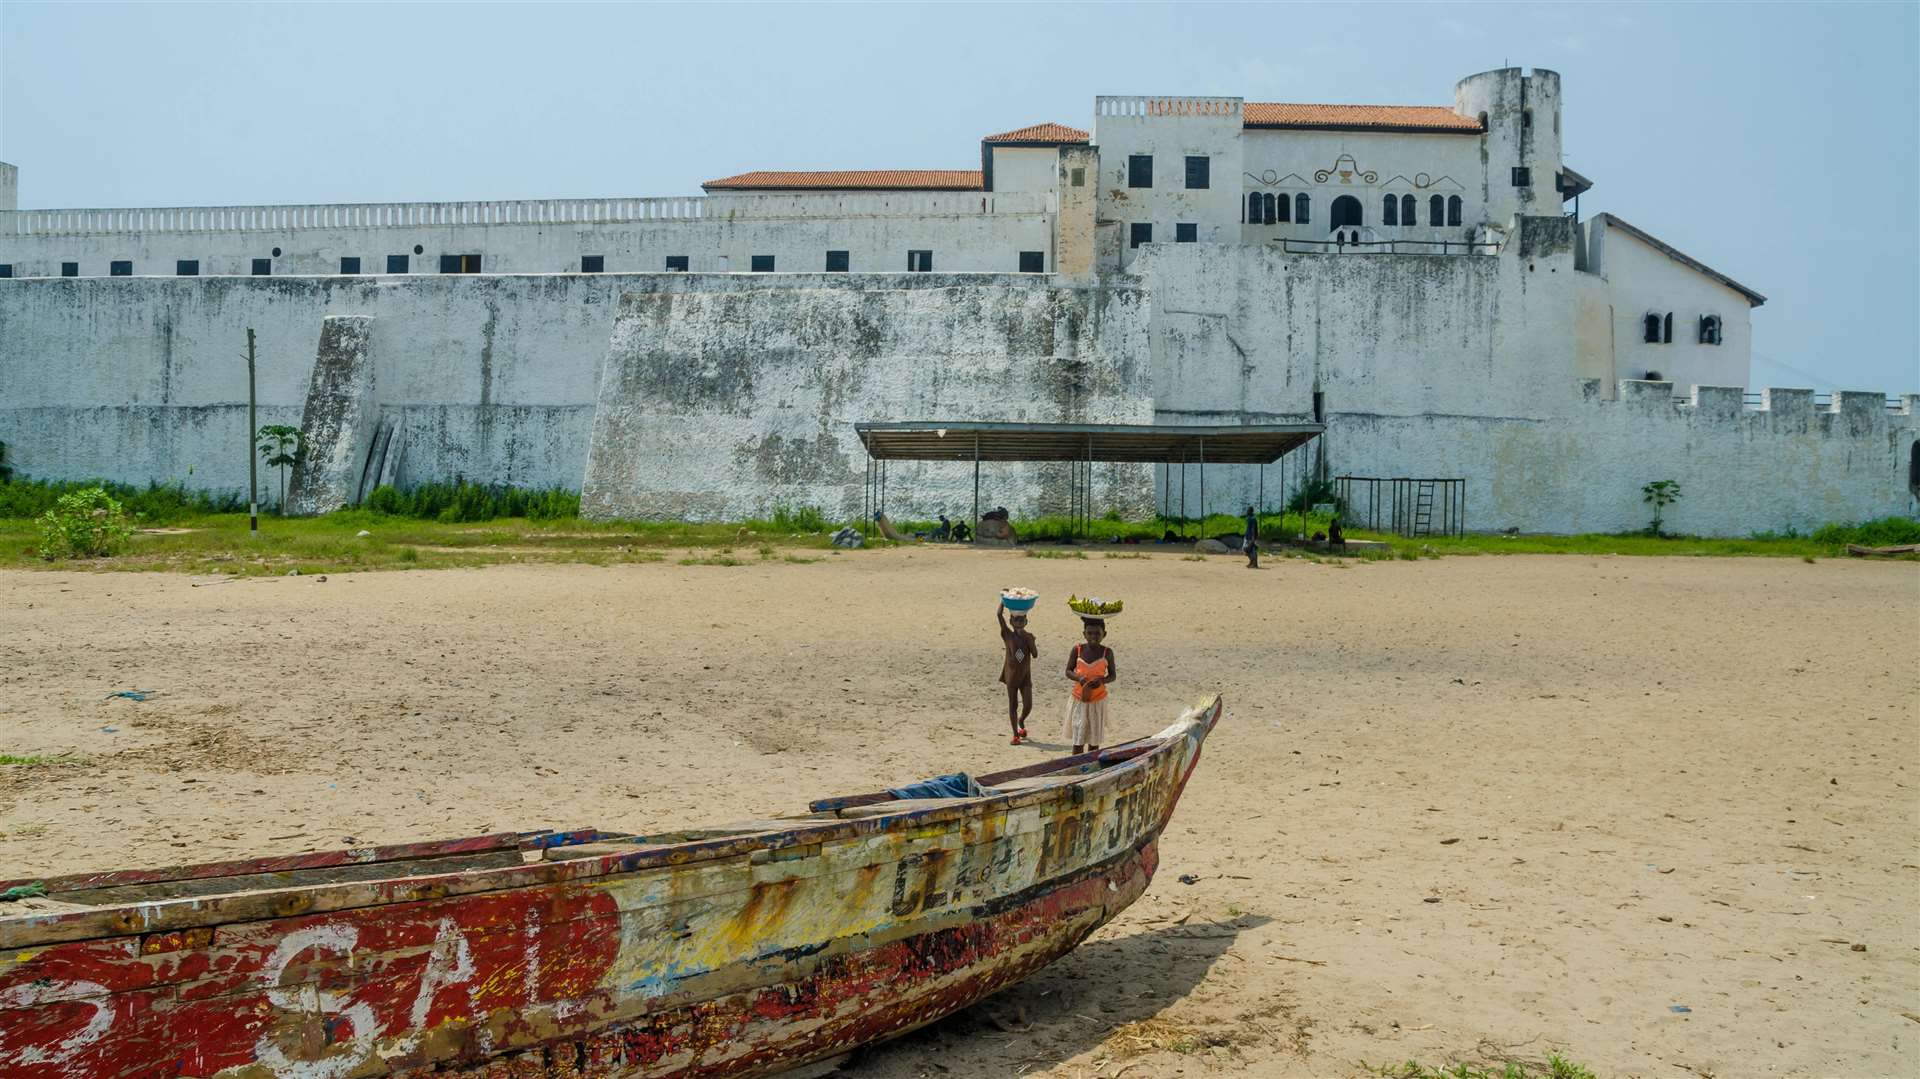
[581,276,1153,521]
[1581,216,1754,392]
[0,192,1053,278]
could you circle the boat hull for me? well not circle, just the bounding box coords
[0,698,1219,1078]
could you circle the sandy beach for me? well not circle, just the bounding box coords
[1,549,1914,1076]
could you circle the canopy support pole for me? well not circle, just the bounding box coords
[1199,436,1207,533]
[972,434,980,545]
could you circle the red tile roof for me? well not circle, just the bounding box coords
[981,122,1090,145]
[703,169,983,191]
[1243,103,1482,133]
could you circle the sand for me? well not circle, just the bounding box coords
[2,549,1914,1076]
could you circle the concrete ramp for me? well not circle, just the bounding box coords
[286,316,376,515]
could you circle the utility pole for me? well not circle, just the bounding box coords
[246,328,258,537]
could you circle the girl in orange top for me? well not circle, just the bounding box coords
[1063,618,1117,753]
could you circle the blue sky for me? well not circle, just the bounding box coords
[2,1,1914,392]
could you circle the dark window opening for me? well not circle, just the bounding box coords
[1477,111,1489,129]
[580,255,604,273]
[1644,369,1664,382]
[413,244,424,255]
[1382,194,1399,226]
[1522,109,1533,129]
[1663,313,1674,344]
[111,260,133,276]
[1070,167,1085,187]
[271,246,282,257]
[1176,223,1197,243]
[665,255,689,272]
[1294,193,1310,225]
[176,260,199,276]
[251,258,271,276]
[1698,315,1722,345]
[387,255,409,274]
[1184,155,1209,190]
[1312,390,1326,424]
[1129,222,1152,249]
[1330,195,1362,231]
[1447,196,1462,227]
[1127,154,1152,189]
[750,255,775,273]
[1018,250,1045,273]
[1909,443,1919,490]
[339,257,361,275]
[1643,314,1663,343]
[62,262,79,277]
[1511,167,1531,187]
[439,254,481,274]
[825,250,850,272]
[1430,195,1444,226]
[907,250,933,272]
[1275,192,1288,223]
[0,264,11,278]
[1401,194,1416,225]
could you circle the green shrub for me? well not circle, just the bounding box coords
[1809,516,1920,548]
[770,504,830,532]
[0,478,244,522]
[359,480,579,523]
[36,487,135,560]
[1284,476,1345,516]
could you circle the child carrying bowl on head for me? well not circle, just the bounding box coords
[998,590,1039,744]
[1065,618,1116,754]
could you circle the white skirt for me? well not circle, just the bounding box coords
[1064,696,1110,746]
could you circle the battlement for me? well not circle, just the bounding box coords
[1593,380,1917,424]
[1095,95,1242,119]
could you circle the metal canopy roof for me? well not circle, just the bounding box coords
[855,421,1323,465]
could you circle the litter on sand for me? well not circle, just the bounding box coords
[104,690,152,702]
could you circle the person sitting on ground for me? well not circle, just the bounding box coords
[997,604,1038,744]
[1327,515,1346,551]
[933,514,952,542]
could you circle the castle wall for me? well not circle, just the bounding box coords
[1092,97,1246,266]
[581,276,1154,521]
[0,192,1053,278]
[1589,220,1753,391]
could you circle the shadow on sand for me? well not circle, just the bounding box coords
[839,915,1276,1076]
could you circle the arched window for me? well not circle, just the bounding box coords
[1643,314,1662,343]
[1430,195,1444,227]
[1294,193,1310,224]
[1447,196,1463,226]
[1663,313,1674,344]
[1248,192,1259,223]
[1401,194,1416,225]
[1382,194,1399,226]
[1330,195,1362,231]
[1698,315,1722,345]
[1276,192,1290,223]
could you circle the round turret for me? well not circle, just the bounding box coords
[1454,69,1563,227]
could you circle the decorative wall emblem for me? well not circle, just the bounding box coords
[1313,155,1376,184]
[1242,170,1309,188]
[1379,172,1467,190]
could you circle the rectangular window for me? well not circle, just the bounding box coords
[750,255,775,273]
[176,260,199,276]
[1511,167,1531,187]
[62,262,79,277]
[1070,167,1086,187]
[0,264,12,278]
[251,258,271,276]
[580,255,604,273]
[1129,222,1152,249]
[907,250,932,272]
[439,254,481,274]
[1175,223,1197,243]
[825,250,850,272]
[111,260,133,276]
[1185,156,1210,190]
[1018,250,1045,273]
[387,254,409,274]
[665,255,689,272]
[1128,154,1152,189]
[339,257,361,275]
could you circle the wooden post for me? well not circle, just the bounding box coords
[972,435,980,544]
[246,328,258,538]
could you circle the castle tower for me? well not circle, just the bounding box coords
[1454,68,1562,226]
[0,162,17,212]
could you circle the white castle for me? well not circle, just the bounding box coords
[0,68,1912,534]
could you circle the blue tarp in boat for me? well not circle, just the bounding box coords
[887,772,998,800]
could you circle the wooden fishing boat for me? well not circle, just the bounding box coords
[0,695,1223,1078]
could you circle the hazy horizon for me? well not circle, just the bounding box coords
[2,1,1914,392]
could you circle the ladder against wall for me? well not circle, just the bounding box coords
[1335,476,1466,538]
